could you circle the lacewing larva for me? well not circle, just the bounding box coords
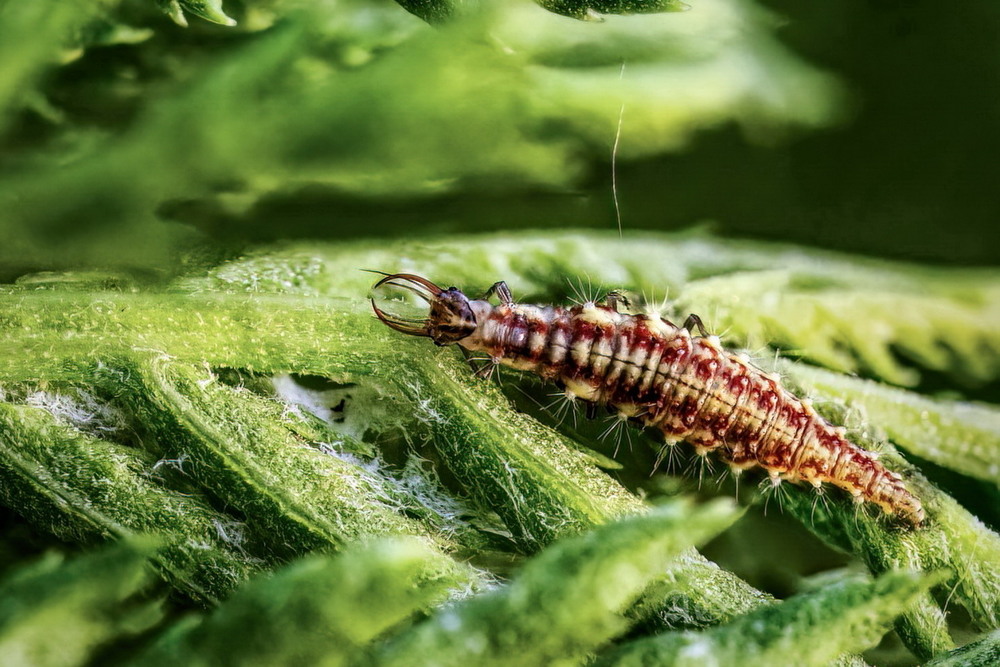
[370,273,925,527]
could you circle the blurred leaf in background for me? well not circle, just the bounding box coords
[0,0,840,276]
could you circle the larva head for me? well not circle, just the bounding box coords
[370,273,477,346]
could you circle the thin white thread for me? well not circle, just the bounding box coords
[612,61,626,239]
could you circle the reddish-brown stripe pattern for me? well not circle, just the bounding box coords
[468,301,922,526]
[372,277,924,527]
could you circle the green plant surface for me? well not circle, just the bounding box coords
[751,366,1000,659]
[676,271,1000,387]
[0,245,771,625]
[1,0,997,663]
[383,354,773,627]
[102,353,448,557]
[394,0,690,22]
[776,448,1000,660]
[626,550,775,631]
[1,230,997,665]
[0,539,160,667]
[0,3,96,133]
[535,0,689,20]
[598,570,945,667]
[0,401,265,604]
[365,500,740,667]
[923,629,1000,667]
[138,537,462,667]
[214,230,999,387]
[157,0,236,27]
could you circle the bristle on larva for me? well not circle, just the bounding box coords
[370,274,925,527]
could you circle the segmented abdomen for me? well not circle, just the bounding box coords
[468,302,924,526]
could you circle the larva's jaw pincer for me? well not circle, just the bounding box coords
[370,272,438,338]
[370,273,477,345]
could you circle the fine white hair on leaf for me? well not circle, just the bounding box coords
[24,388,130,438]
[211,516,250,552]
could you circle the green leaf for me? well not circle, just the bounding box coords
[924,629,1000,667]
[538,0,688,20]
[101,353,448,557]
[0,2,98,132]
[599,570,946,667]
[367,501,740,666]
[0,0,839,272]
[138,537,461,667]
[627,550,775,631]
[0,539,161,667]
[676,269,1000,387]
[0,401,265,603]
[775,445,1000,659]
[0,256,769,632]
[1,230,998,664]
[252,230,1000,386]
[390,347,771,628]
[156,0,236,27]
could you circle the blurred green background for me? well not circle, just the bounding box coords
[1,0,996,280]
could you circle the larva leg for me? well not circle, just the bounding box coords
[474,359,500,380]
[460,347,498,379]
[599,290,631,312]
[483,281,514,305]
[682,313,710,337]
[459,347,482,373]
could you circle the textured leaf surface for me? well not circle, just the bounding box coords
[0,0,995,663]
[0,230,997,665]
[781,363,1000,487]
[599,570,945,667]
[0,402,264,604]
[105,353,443,556]
[224,231,1000,386]
[367,501,740,667]
[139,537,461,667]
[924,629,1000,667]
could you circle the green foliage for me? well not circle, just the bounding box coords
[156,0,236,27]
[924,629,1000,667]
[0,401,265,604]
[103,353,445,556]
[0,0,997,664]
[601,570,946,667]
[777,450,1000,660]
[1,231,998,665]
[677,268,1000,387]
[368,501,740,666]
[0,539,160,666]
[395,0,689,23]
[537,0,689,20]
[138,537,461,666]
[782,364,1000,491]
[0,0,837,273]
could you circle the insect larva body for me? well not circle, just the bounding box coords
[371,273,924,527]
